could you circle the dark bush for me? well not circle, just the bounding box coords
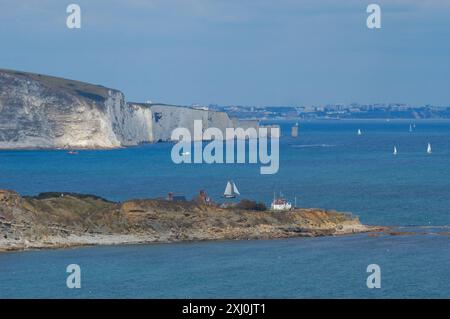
[236,199,267,211]
[254,202,267,211]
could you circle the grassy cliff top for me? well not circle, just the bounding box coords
[0,68,121,102]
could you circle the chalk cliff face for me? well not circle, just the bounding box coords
[0,69,152,148]
[0,69,256,149]
[129,103,241,142]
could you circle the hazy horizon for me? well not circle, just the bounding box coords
[1,0,449,107]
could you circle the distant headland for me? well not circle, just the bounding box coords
[0,68,258,150]
[0,189,382,252]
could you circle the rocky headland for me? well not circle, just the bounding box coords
[0,189,380,252]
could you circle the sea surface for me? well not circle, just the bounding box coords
[0,119,449,298]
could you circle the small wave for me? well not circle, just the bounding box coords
[291,144,336,148]
[396,225,450,230]
[382,226,450,236]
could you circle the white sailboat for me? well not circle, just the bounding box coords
[393,146,398,155]
[223,180,240,198]
[357,129,362,136]
[409,124,413,132]
[427,143,432,154]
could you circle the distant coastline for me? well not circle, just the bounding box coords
[0,189,382,253]
[2,68,449,150]
[210,104,450,121]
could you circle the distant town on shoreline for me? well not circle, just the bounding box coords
[208,104,450,120]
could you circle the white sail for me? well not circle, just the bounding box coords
[224,181,232,196]
[357,129,362,135]
[232,182,240,195]
[409,124,412,132]
[393,146,397,155]
[427,143,432,154]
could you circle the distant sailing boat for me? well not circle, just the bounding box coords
[357,129,362,136]
[427,143,432,154]
[224,181,240,198]
[409,124,413,132]
[393,146,398,155]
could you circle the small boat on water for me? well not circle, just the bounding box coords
[357,129,362,136]
[393,146,398,155]
[223,180,240,198]
[67,150,78,155]
[427,143,432,154]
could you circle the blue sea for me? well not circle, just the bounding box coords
[0,119,449,298]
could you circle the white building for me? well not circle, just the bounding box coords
[271,198,292,211]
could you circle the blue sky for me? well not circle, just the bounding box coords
[1,0,449,106]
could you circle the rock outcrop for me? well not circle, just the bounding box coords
[0,69,256,149]
[0,189,378,252]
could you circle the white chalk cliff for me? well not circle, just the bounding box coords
[0,69,256,149]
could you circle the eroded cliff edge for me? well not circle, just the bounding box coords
[0,69,254,149]
[0,190,380,252]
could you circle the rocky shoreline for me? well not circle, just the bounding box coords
[0,189,382,253]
